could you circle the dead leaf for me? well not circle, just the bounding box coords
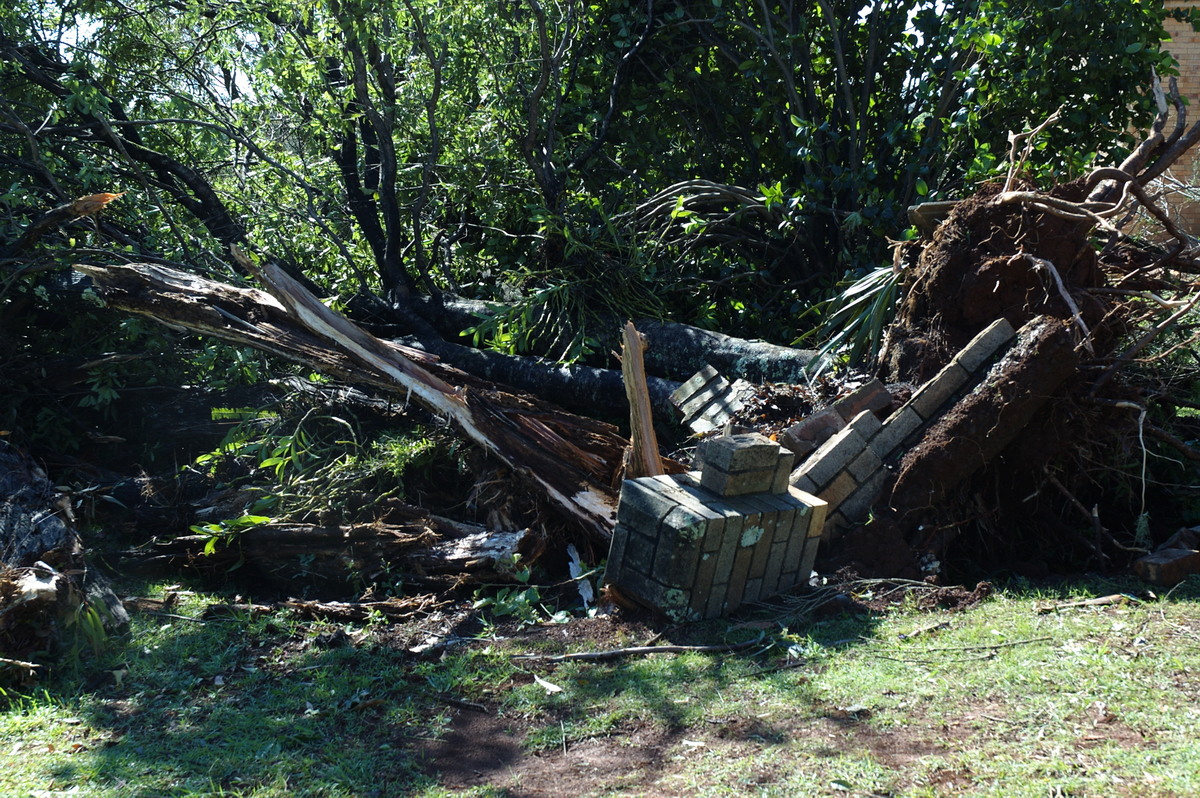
[533,674,563,694]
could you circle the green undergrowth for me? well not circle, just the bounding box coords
[3,576,1200,797]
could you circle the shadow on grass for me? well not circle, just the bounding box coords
[17,571,1199,796]
[10,574,890,797]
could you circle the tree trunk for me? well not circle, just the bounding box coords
[74,259,646,547]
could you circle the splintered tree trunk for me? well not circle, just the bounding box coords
[75,258,634,546]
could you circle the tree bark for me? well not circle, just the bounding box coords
[407,294,818,384]
[75,259,643,547]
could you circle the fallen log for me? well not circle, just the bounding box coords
[114,520,536,588]
[75,258,640,548]
[407,294,818,384]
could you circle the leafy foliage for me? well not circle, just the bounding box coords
[0,0,1194,439]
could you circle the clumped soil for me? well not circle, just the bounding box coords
[835,181,1189,580]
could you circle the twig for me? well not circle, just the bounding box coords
[1013,252,1095,355]
[897,621,950,641]
[510,638,761,663]
[1003,108,1063,192]
[431,692,489,713]
[143,611,207,623]
[1091,289,1200,395]
[903,635,1053,652]
[1035,595,1140,614]
[0,656,42,671]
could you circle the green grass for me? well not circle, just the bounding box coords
[5,576,1200,796]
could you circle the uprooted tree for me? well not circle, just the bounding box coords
[3,0,1200,674]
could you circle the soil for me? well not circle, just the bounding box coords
[408,584,997,797]
[882,179,1108,384]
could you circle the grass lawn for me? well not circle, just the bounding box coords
[3,574,1200,797]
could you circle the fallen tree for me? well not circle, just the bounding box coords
[74,252,654,554]
[829,99,1200,578]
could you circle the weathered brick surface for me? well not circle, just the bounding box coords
[848,445,883,483]
[846,408,884,439]
[911,362,969,419]
[870,406,922,458]
[952,318,1017,373]
[836,468,890,524]
[821,471,859,509]
[791,473,820,495]
[700,464,777,496]
[606,435,826,619]
[792,427,868,488]
[771,450,796,493]
[779,407,844,458]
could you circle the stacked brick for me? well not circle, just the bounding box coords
[604,433,827,621]
[669,365,746,433]
[790,318,1017,538]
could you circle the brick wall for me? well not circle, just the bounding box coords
[1162,2,1200,231]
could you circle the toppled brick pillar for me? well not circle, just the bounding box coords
[604,433,827,621]
[790,318,1018,540]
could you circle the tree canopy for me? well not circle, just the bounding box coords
[1,0,1193,353]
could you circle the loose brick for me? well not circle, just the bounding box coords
[779,408,844,457]
[847,445,883,483]
[911,362,969,419]
[676,374,730,419]
[870,406,923,459]
[698,433,782,471]
[793,427,868,489]
[669,365,720,406]
[1134,548,1200,586]
[832,378,893,421]
[952,318,1017,373]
